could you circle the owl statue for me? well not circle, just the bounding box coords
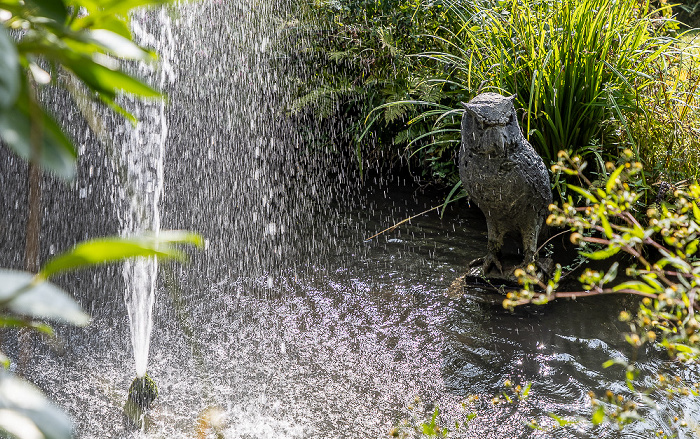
[458,93,552,275]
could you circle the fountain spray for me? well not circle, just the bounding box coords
[118,7,174,412]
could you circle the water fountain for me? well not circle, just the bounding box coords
[1,1,700,438]
[116,7,174,410]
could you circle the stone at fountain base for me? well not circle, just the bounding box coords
[123,374,158,429]
[128,374,159,410]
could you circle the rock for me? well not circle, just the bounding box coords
[458,93,552,276]
[127,374,158,411]
[123,374,158,430]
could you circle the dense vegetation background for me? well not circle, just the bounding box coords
[1,0,700,437]
[288,0,700,203]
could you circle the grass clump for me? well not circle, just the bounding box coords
[293,0,700,199]
[631,34,700,184]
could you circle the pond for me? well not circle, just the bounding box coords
[6,174,693,438]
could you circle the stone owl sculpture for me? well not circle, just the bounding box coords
[458,93,552,274]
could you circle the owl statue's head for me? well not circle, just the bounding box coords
[461,93,517,156]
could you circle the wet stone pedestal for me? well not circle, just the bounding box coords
[446,256,555,298]
[123,374,158,429]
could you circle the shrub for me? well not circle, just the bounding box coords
[287,0,457,176]
[509,150,700,432]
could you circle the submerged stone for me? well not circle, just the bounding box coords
[127,374,158,410]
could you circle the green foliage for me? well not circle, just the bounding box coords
[676,0,700,27]
[390,382,536,437]
[289,0,454,176]
[389,396,477,438]
[0,233,201,439]
[629,34,700,183]
[0,3,200,439]
[0,269,91,326]
[0,0,172,179]
[374,0,687,188]
[0,371,73,439]
[296,0,700,198]
[509,151,700,434]
[39,231,203,278]
[443,0,676,161]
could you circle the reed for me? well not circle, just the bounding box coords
[370,0,685,184]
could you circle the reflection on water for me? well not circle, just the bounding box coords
[19,181,696,439]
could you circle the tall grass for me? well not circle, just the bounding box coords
[371,0,680,182]
[630,34,700,183]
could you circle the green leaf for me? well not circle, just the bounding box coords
[549,413,575,426]
[25,0,68,24]
[40,232,203,278]
[0,87,77,180]
[100,0,172,14]
[612,281,659,295]
[0,270,90,326]
[602,357,628,368]
[692,201,700,221]
[599,206,613,238]
[0,371,73,439]
[606,164,624,194]
[625,369,636,391]
[566,184,598,204]
[421,406,440,435]
[85,29,154,60]
[601,262,618,284]
[0,27,20,111]
[40,239,177,278]
[63,55,161,99]
[0,316,54,335]
[580,245,620,260]
[441,180,464,219]
[591,405,605,425]
[70,11,131,37]
[674,344,695,354]
[152,230,204,247]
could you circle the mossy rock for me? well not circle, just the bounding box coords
[127,374,158,411]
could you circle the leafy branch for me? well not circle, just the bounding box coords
[505,150,700,432]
